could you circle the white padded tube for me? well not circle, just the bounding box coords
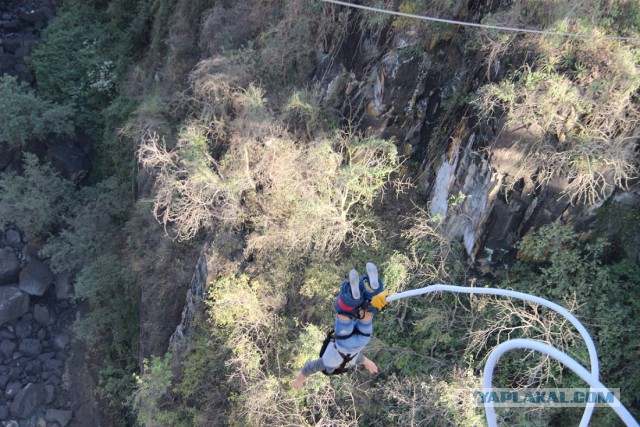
[386,284,599,426]
[482,339,639,427]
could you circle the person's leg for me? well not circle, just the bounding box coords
[361,262,384,302]
[349,268,360,299]
[366,262,379,291]
[335,314,355,337]
[353,315,373,348]
[355,316,373,335]
[335,269,363,317]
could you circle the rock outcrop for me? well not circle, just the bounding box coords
[46,139,90,183]
[0,0,55,83]
[0,225,79,426]
[0,247,20,285]
[312,17,637,271]
[19,258,54,297]
[169,243,210,355]
[0,287,29,326]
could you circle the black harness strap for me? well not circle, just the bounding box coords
[319,327,366,376]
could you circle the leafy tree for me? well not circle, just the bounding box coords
[505,222,640,419]
[131,353,194,427]
[0,153,75,239]
[0,75,74,149]
[41,177,131,273]
[74,253,138,420]
[29,6,115,134]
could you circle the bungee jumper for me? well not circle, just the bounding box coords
[293,262,390,389]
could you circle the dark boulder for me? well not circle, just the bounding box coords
[37,328,46,340]
[19,258,53,296]
[43,384,54,404]
[1,20,18,32]
[2,36,19,53]
[4,229,20,246]
[18,339,41,357]
[9,364,23,381]
[0,374,8,389]
[43,358,62,371]
[33,305,51,327]
[38,352,54,362]
[4,381,21,399]
[46,140,89,182]
[0,287,29,326]
[45,375,60,386]
[24,359,41,376]
[1,328,15,339]
[9,383,46,418]
[0,339,16,359]
[45,409,73,427]
[53,332,70,351]
[0,247,20,285]
[14,321,32,338]
[18,10,46,24]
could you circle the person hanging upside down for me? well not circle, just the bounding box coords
[293,262,389,389]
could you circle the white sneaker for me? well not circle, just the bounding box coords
[366,262,379,290]
[349,269,360,299]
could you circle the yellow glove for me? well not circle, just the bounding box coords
[370,290,390,311]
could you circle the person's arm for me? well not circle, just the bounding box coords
[363,357,378,373]
[293,358,326,389]
[353,352,378,373]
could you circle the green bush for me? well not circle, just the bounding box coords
[507,222,640,419]
[29,6,115,134]
[41,177,131,273]
[131,353,195,427]
[0,75,74,148]
[75,252,137,346]
[0,153,75,239]
[74,253,139,421]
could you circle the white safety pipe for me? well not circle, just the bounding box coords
[482,339,639,427]
[386,284,600,426]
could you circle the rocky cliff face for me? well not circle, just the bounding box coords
[311,6,639,272]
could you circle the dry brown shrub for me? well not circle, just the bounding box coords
[473,1,640,205]
[244,136,350,255]
[232,377,359,427]
[403,205,462,284]
[244,129,402,256]
[198,1,282,56]
[365,374,451,426]
[467,295,582,387]
[475,32,640,204]
[178,56,251,140]
[140,56,401,253]
[249,0,351,85]
[137,127,250,241]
